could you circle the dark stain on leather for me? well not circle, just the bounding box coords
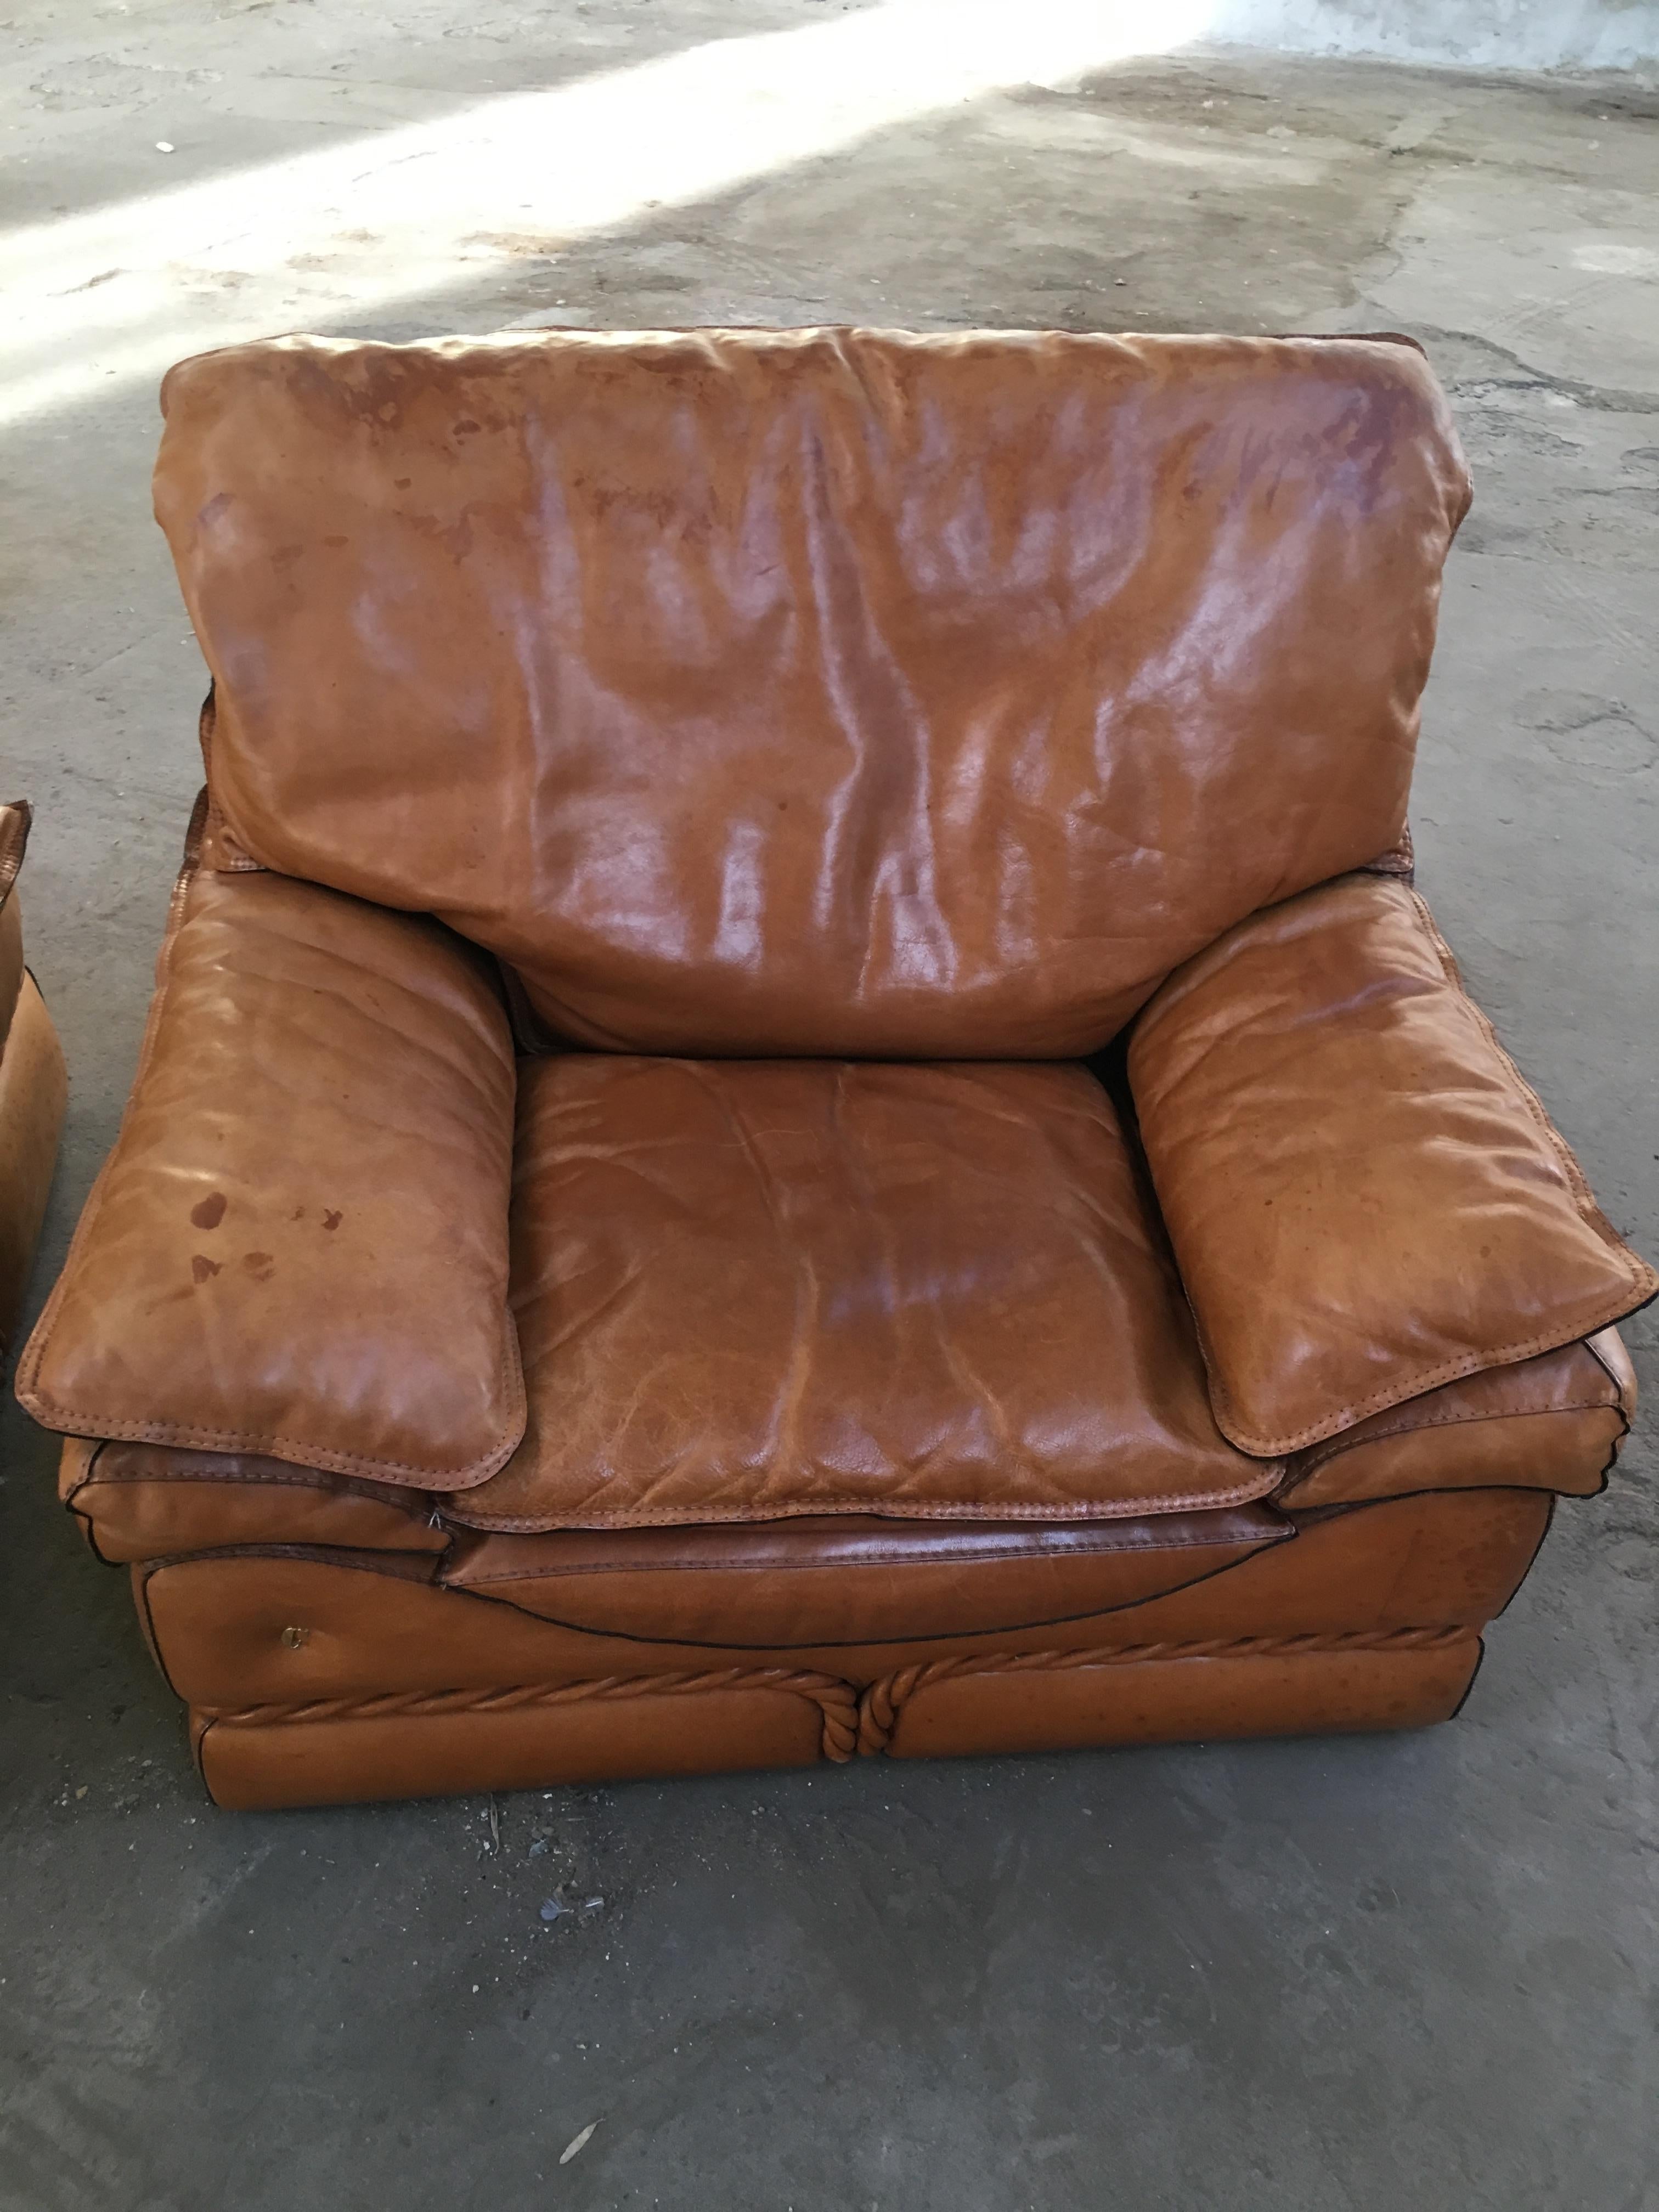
[190,1255,222,1284]
[190,1192,227,1230]
[241,1251,276,1282]
[323,1210,343,1231]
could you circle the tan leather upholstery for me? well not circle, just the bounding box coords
[0,894,22,1063]
[1280,1330,1633,1508]
[472,1053,1274,1528]
[60,1439,449,1562]
[136,1491,1548,1701]
[0,803,66,1359]
[1129,874,1656,1454]
[438,1507,1286,1647]
[194,1638,1482,1810]
[17,868,523,1486]
[153,329,1468,1058]
[18,329,1652,1810]
[151,1486,1541,1807]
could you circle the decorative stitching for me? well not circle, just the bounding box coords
[440,1465,1286,1534]
[853,1624,1470,1753]
[1284,1393,1620,1489]
[201,1667,860,1763]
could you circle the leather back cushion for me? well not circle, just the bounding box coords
[155,328,1470,1056]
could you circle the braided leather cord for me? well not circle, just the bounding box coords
[204,1666,861,1762]
[854,1626,1468,1754]
[200,1627,1466,1769]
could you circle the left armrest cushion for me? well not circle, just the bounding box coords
[17,868,523,1488]
[1128,874,1656,1457]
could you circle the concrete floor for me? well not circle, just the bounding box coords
[2,5,1656,2207]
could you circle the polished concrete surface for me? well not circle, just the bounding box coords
[2,7,1655,2207]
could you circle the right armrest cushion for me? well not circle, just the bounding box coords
[17,867,523,1488]
[1127,874,1656,1457]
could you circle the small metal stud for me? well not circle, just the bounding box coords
[280,1624,308,1650]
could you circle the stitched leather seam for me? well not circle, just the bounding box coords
[448,1526,1277,1584]
[1290,1394,1617,1475]
[444,1538,1296,1655]
[441,1464,1288,1534]
[80,1460,429,1504]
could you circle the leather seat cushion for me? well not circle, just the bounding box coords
[458,1053,1280,1528]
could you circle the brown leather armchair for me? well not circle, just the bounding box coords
[18,329,1653,1811]
[1,803,67,1368]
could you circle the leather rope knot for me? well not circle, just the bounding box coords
[202,1626,1464,1771]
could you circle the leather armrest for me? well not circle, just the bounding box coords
[1127,874,1656,1457]
[0,799,32,1057]
[16,865,524,1488]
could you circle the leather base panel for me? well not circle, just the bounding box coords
[879,1632,1480,1759]
[193,1684,826,1810]
[187,1630,1480,1809]
[136,1488,1551,1710]
[0,974,67,1359]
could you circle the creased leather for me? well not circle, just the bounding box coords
[16,870,524,1486]
[1128,874,1657,1455]
[154,328,1470,1057]
[462,1054,1278,1526]
[439,1505,1285,1649]
[1279,1331,1631,1508]
[59,1439,449,1562]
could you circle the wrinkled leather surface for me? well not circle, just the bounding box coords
[155,328,1469,1057]
[0,973,67,1359]
[462,1054,1277,1526]
[1280,1329,1632,1508]
[137,1489,1550,1700]
[16,869,524,1486]
[1130,875,1658,1454]
[441,1505,1285,1648]
[60,1439,448,1562]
